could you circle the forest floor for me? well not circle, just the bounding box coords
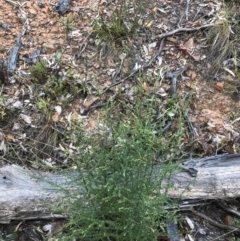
[0,0,240,240]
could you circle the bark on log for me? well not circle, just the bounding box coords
[0,154,240,223]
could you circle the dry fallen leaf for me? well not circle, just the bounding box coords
[28,7,38,15]
[83,96,99,108]
[215,82,224,91]
[223,67,235,77]
[0,132,5,142]
[6,134,15,142]
[148,42,157,50]
[185,216,195,230]
[184,38,194,49]
[99,0,107,5]
[12,100,23,109]
[201,109,222,120]
[12,122,20,131]
[145,20,153,28]
[20,114,32,124]
[212,134,222,144]
[59,143,66,152]
[186,70,197,80]
[207,119,224,132]
[107,56,116,67]
[52,113,59,122]
[142,82,150,94]
[0,140,6,154]
[54,105,62,114]
[119,53,127,61]
[88,119,97,129]
[200,109,224,132]
[46,220,66,235]
[185,81,196,90]
[152,7,158,14]
[187,234,194,241]
[224,123,239,138]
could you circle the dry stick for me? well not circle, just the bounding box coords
[157,22,220,39]
[7,30,26,73]
[102,22,220,94]
[190,209,240,234]
[165,66,187,95]
[91,23,221,117]
[81,102,107,115]
[112,56,125,84]
[4,0,20,7]
[184,111,197,139]
[88,23,221,112]
[185,0,190,21]
[210,229,239,241]
[102,38,165,94]
[215,201,240,218]
[76,32,93,58]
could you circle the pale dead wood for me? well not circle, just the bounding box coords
[0,154,240,223]
[157,22,222,39]
[165,154,240,199]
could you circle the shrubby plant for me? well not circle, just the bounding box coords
[59,94,185,241]
[93,0,153,44]
[30,61,48,84]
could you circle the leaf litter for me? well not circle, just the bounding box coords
[0,0,240,240]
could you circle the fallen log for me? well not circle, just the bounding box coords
[0,154,240,223]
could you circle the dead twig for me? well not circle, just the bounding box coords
[102,38,165,94]
[7,30,25,73]
[210,229,239,241]
[165,66,187,95]
[81,103,107,115]
[76,32,93,58]
[112,54,126,84]
[215,201,240,218]
[185,0,191,21]
[176,44,199,61]
[184,111,197,139]
[102,22,220,94]
[157,22,221,39]
[4,0,21,7]
[191,209,240,233]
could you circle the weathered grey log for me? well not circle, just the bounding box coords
[7,31,25,73]
[0,165,77,223]
[166,154,240,199]
[0,154,240,223]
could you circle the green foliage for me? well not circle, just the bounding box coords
[207,2,239,74]
[207,21,233,72]
[58,94,185,241]
[36,97,51,115]
[0,96,7,120]
[30,61,48,83]
[93,0,151,44]
[94,15,129,43]
[43,74,85,101]
[0,95,16,122]
[61,14,74,32]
